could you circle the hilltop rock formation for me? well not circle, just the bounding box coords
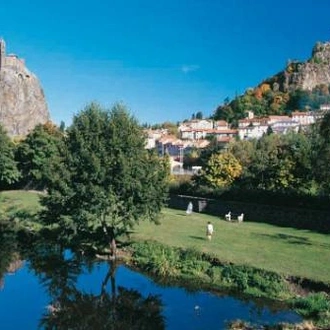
[264,41,330,93]
[0,39,50,136]
[213,40,330,123]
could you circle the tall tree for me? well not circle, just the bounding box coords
[0,125,21,188]
[195,111,203,119]
[40,103,169,255]
[15,122,64,190]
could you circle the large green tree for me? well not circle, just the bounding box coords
[241,132,314,192]
[40,103,169,254]
[15,122,64,190]
[0,125,21,188]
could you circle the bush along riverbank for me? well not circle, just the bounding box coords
[128,240,330,328]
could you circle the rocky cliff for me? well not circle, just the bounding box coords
[213,40,330,122]
[264,41,330,93]
[0,39,50,136]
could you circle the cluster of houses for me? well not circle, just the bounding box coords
[145,107,329,173]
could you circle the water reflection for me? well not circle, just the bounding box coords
[0,228,22,290]
[0,234,301,329]
[26,244,165,330]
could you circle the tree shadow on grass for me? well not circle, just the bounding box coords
[253,233,312,246]
[189,235,205,241]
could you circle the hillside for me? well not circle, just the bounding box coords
[213,40,330,125]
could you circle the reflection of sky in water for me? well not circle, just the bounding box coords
[0,264,49,330]
[0,260,301,330]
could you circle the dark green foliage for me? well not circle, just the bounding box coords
[195,111,203,120]
[15,123,64,190]
[40,103,169,249]
[291,292,330,324]
[130,241,288,299]
[313,112,330,194]
[0,125,21,188]
[220,264,287,298]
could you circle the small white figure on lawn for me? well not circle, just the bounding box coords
[238,213,244,222]
[186,201,193,215]
[225,211,231,221]
[206,221,214,240]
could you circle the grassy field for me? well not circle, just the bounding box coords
[1,190,329,285]
[132,208,330,284]
[0,190,42,215]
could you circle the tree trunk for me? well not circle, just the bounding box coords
[102,221,117,258]
[100,261,117,301]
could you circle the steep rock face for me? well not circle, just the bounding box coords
[0,40,50,136]
[265,41,330,93]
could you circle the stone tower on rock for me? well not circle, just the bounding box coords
[0,38,50,136]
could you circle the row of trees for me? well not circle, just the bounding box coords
[1,102,329,252]
[0,103,170,254]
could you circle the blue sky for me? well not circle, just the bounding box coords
[1,0,330,126]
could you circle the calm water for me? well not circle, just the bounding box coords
[0,250,301,330]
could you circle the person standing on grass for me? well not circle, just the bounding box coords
[206,221,214,240]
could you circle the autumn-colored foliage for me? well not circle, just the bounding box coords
[199,152,242,188]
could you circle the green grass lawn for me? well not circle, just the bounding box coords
[0,190,43,215]
[1,190,329,285]
[132,208,330,284]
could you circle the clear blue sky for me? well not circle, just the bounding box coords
[1,0,330,126]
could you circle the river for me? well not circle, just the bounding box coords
[0,248,301,330]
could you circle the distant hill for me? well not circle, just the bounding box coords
[213,40,330,125]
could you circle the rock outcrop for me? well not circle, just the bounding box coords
[0,39,50,136]
[265,41,330,93]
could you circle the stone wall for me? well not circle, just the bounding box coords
[168,194,330,233]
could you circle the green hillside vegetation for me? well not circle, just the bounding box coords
[213,83,330,126]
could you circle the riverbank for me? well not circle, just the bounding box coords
[1,190,330,327]
[1,190,329,285]
[127,241,330,328]
[131,208,330,285]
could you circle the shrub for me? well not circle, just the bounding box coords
[292,292,330,321]
[130,242,289,299]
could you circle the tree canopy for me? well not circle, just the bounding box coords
[196,151,242,189]
[15,122,64,190]
[40,103,169,253]
[0,125,20,188]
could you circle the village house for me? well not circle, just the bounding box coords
[144,128,168,149]
[271,120,299,134]
[179,119,232,141]
[320,104,330,112]
[291,111,316,126]
[237,111,317,139]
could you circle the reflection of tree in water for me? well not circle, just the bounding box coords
[41,285,165,330]
[27,243,165,330]
[0,228,23,290]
